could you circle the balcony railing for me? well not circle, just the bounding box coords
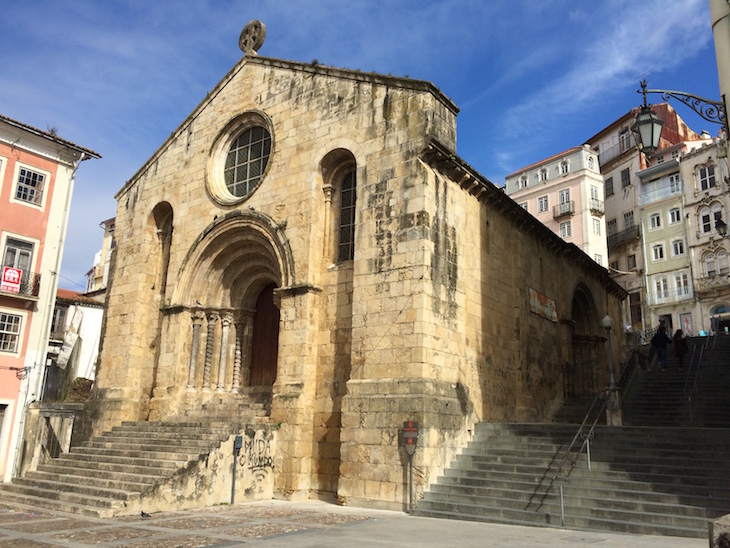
[607,225,640,249]
[589,198,604,215]
[553,201,575,219]
[0,270,41,299]
[695,274,730,294]
[638,185,682,207]
[598,134,638,166]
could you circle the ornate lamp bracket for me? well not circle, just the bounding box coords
[642,81,728,135]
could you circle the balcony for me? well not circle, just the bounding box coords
[589,198,605,215]
[607,225,641,249]
[598,134,638,166]
[553,201,575,219]
[0,270,41,300]
[694,274,730,295]
[638,185,682,207]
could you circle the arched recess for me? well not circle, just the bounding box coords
[170,211,294,390]
[319,148,357,263]
[567,283,601,396]
[710,303,730,334]
[151,202,174,299]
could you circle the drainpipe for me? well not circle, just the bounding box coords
[11,152,86,477]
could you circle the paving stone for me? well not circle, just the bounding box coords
[0,510,52,524]
[153,516,239,530]
[0,539,58,547]
[289,512,371,525]
[52,526,161,544]
[117,535,224,548]
[218,521,311,538]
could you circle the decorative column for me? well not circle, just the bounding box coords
[240,310,256,388]
[322,184,334,258]
[231,317,245,394]
[216,314,233,392]
[186,310,205,390]
[202,311,219,392]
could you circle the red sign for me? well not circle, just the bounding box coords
[1,267,21,293]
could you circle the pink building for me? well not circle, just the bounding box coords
[0,114,99,481]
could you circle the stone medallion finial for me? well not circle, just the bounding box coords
[240,20,266,55]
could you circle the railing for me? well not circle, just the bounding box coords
[589,198,604,215]
[638,184,682,206]
[598,134,638,166]
[607,225,640,248]
[551,355,636,525]
[0,270,41,298]
[553,201,575,219]
[694,274,730,294]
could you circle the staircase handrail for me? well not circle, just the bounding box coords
[551,389,609,483]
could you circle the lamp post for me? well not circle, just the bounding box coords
[717,217,728,238]
[601,315,616,390]
[634,80,728,153]
[601,314,621,426]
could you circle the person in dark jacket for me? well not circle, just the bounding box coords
[673,329,689,370]
[651,325,672,371]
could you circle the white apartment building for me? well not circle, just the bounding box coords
[505,144,607,266]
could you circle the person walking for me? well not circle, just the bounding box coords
[673,329,689,370]
[651,325,672,371]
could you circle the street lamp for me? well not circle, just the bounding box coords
[601,315,616,389]
[717,217,728,238]
[634,80,728,154]
[633,81,664,157]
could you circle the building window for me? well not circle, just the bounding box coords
[621,168,631,188]
[224,125,272,198]
[674,272,690,297]
[560,221,571,239]
[720,251,730,275]
[619,128,630,152]
[671,150,679,159]
[539,168,548,182]
[594,254,602,265]
[338,170,357,262]
[669,207,681,224]
[624,210,634,229]
[2,238,34,273]
[652,244,664,261]
[15,167,45,206]
[649,213,661,229]
[669,174,681,193]
[629,292,642,325]
[590,185,599,200]
[538,196,548,213]
[672,239,685,257]
[656,154,665,164]
[700,204,723,234]
[627,254,637,269]
[607,218,617,237]
[519,202,528,211]
[699,164,716,190]
[559,189,570,204]
[593,218,600,235]
[520,175,528,189]
[655,276,669,301]
[710,251,730,276]
[610,260,619,271]
[588,157,595,170]
[560,160,569,175]
[50,305,68,340]
[605,177,614,197]
[0,312,22,353]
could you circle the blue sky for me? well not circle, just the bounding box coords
[0,1,721,290]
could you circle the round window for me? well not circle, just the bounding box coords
[207,112,274,206]
[224,126,271,198]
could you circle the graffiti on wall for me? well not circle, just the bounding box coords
[237,428,275,497]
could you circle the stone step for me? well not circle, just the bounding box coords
[57,451,186,471]
[0,481,138,509]
[425,480,730,512]
[413,506,706,539]
[36,462,164,483]
[86,436,218,451]
[11,476,142,501]
[25,470,156,492]
[69,445,203,461]
[0,490,117,519]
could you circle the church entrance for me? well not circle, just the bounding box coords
[249,283,280,386]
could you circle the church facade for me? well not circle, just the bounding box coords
[90,24,626,510]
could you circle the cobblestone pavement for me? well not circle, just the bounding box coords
[0,500,707,547]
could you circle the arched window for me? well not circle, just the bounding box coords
[560,160,569,175]
[700,204,723,234]
[705,253,717,277]
[539,168,548,182]
[338,170,356,262]
[588,157,595,170]
[719,250,729,276]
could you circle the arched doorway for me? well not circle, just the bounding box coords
[249,283,280,386]
[710,303,730,334]
[567,285,601,396]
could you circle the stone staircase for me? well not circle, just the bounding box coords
[623,335,730,427]
[413,423,730,537]
[414,335,730,537]
[0,394,272,518]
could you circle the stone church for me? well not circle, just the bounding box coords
[89,22,626,511]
